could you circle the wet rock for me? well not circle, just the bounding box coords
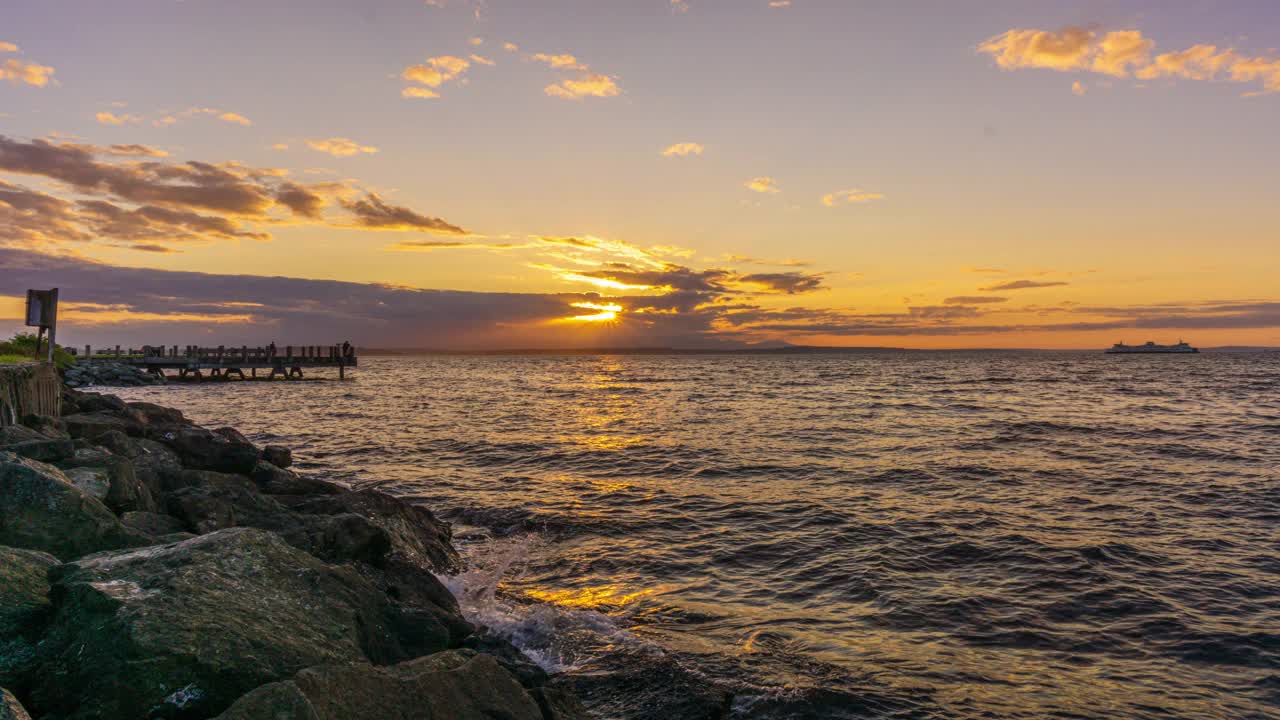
[215,650,543,720]
[532,685,593,720]
[287,489,460,572]
[0,453,149,560]
[67,392,130,417]
[119,511,187,536]
[213,426,252,445]
[33,528,405,720]
[0,438,75,464]
[0,428,44,446]
[1,688,32,720]
[251,460,341,496]
[263,444,292,468]
[0,547,58,690]
[462,633,550,689]
[158,426,260,475]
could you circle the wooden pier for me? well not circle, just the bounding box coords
[79,343,357,380]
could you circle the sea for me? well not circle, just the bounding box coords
[111,352,1280,720]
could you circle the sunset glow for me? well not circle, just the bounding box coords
[1,1,1278,349]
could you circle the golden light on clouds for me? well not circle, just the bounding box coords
[95,111,140,126]
[980,26,1280,95]
[562,301,623,323]
[154,107,253,127]
[661,142,705,157]
[402,55,474,98]
[305,137,379,157]
[746,177,780,194]
[544,73,620,99]
[532,53,586,70]
[560,273,651,291]
[822,188,883,206]
[0,42,55,88]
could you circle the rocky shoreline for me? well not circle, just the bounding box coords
[0,386,589,719]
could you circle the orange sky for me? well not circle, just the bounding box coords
[2,1,1279,349]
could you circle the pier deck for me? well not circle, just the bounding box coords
[79,343,357,380]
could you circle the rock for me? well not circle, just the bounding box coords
[462,633,549,689]
[63,467,110,501]
[126,401,187,427]
[251,460,341,496]
[62,412,143,440]
[92,429,142,458]
[68,392,130,416]
[0,438,75,464]
[213,426,252,445]
[164,470,391,566]
[1,688,32,720]
[0,428,44,446]
[263,444,292,468]
[19,415,68,439]
[120,511,187,536]
[287,489,460,572]
[0,453,150,560]
[158,427,260,474]
[33,528,408,720]
[58,452,156,514]
[0,547,58,690]
[131,439,184,498]
[215,651,544,720]
[532,685,593,720]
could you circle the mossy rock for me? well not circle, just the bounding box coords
[32,528,405,720]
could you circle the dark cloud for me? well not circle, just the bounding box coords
[980,280,1069,291]
[341,193,467,234]
[943,296,1008,305]
[735,272,825,294]
[273,182,325,219]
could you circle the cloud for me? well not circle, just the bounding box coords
[402,55,476,98]
[469,54,496,66]
[0,42,55,88]
[980,26,1280,95]
[95,112,141,126]
[0,135,468,251]
[822,188,883,206]
[503,42,519,53]
[979,280,1069,291]
[305,137,379,157]
[943,296,1008,305]
[746,177,780,194]
[155,107,253,127]
[544,74,620,99]
[401,87,441,99]
[769,0,792,6]
[531,53,586,71]
[469,37,484,46]
[340,193,467,234]
[1072,80,1087,96]
[661,142,704,157]
[723,254,811,268]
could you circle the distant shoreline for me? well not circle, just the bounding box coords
[358,345,1280,356]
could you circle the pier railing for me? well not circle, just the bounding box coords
[78,343,357,379]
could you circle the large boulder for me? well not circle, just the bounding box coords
[131,438,185,498]
[214,650,544,720]
[32,528,409,720]
[156,427,260,475]
[1,688,32,720]
[285,489,460,572]
[119,511,187,536]
[0,547,58,690]
[127,401,187,427]
[0,426,73,464]
[0,453,149,560]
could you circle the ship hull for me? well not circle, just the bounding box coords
[1104,348,1199,354]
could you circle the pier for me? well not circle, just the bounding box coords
[79,343,357,380]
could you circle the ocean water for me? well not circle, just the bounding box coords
[112,352,1280,719]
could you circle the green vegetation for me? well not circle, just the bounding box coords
[0,333,76,369]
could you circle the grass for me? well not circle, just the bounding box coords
[0,333,76,369]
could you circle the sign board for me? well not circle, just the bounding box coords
[25,289,58,328]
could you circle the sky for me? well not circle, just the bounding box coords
[1,0,1279,349]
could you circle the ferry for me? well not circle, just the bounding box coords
[1105,340,1199,354]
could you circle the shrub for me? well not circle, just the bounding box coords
[0,332,76,369]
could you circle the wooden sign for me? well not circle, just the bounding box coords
[25,289,58,328]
